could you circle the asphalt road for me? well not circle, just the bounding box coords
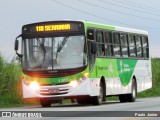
[0,97,160,119]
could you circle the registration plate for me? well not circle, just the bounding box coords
[49,89,59,94]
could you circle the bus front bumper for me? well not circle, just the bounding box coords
[22,79,94,99]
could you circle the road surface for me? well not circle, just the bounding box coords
[0,97,160,119]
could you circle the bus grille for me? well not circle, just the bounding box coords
[38,87,69,95]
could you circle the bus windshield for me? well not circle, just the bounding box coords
[22,35,87,71]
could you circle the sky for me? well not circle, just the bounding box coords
[0,0,160,61]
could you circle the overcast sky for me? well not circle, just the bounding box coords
[0,0,160,61]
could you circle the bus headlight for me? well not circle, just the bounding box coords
[69,81,78,88]
[29,81,39,91]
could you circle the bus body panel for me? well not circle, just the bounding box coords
[104,59,152,96]
[132,59,152,92]
[89,57,152,96]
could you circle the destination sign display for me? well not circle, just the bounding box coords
[22,21,84,36]
[36,24,71,32]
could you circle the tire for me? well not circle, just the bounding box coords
[91,82,103,105]
[40,98,51,107]
[127,79,137,102]
[119,94,128,103]
[119,78,137,103]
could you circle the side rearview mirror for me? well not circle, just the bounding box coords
[15,34,23,58]
[91,42,97,54]
[14,39,19,51]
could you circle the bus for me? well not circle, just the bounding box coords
[14,20,152,107]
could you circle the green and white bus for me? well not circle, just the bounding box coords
[14,20,152,107]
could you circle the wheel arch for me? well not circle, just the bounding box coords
[132,75,137,84]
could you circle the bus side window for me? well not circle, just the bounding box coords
[121,33,129,58]
[142,36,149,59]
[113,32,121,57]
[128,35,136,57]
[135,36,143,58]
[96,30,105,57]
[104,31,113,57]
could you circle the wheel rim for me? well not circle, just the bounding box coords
[132,83,136,98]
[98,85,103,103]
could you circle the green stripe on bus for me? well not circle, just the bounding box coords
[116,59,137,86]
[89,58,137,86]
[84,21,115,31]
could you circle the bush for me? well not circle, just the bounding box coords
[0,53,22,105]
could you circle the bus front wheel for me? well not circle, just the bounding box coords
[40,98,51,107]
[91,82,103,105]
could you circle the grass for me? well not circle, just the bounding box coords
[0,53,22,107]
[0,52,160,108]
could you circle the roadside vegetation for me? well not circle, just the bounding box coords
[0,53,22,107]
[0,52,160,107]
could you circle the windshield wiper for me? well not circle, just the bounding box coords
[57,36,69,52]
[37,39,46,63]
[56,36,69,60]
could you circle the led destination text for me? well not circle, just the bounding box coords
[36,24,71,32]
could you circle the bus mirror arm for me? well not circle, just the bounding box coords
[16,51,23,58]
[14,34,23,58]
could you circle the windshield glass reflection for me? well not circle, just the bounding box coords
[22,35,87,71]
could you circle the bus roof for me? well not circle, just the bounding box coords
[82,21,148,35]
